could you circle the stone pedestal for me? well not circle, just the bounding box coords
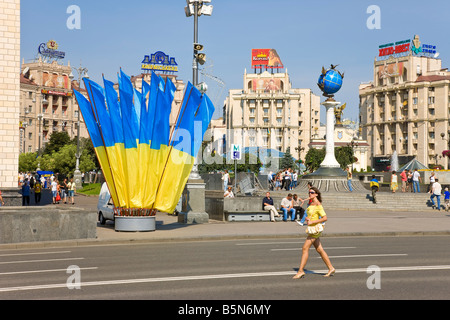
[178,179,209,224]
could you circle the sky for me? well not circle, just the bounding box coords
[21,0,450,123]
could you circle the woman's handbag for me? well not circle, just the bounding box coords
[306,223,324,236]
[55,192,61,202]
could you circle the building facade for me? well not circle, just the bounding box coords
[224,69,321,165]
[19,58,89,155]
[359,36,450,170]
[0,0,20,190]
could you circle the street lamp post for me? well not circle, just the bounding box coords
[440,130,450,169]
[185,0,213,180]
[36,93,47,172]
[180,0,213,224]
[69,62,89,190]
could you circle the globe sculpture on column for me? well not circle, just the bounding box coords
[304,65,347,179]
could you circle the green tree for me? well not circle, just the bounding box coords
[19,152,38,172]
[304,148,325,172]
[43,131,72,155]
[38,143,96,178]
[279,147,295,169]
[335,145,354,169]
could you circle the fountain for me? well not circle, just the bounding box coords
[391,151,399,172]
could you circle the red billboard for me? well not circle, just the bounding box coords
[251,49,283,69]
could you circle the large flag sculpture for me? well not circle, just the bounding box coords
[73,70,214,216]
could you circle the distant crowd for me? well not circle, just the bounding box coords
[267,168,299,191]
[17,172,76,206]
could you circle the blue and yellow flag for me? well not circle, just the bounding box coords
[73,70,214,215]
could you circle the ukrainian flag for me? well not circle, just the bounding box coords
[153,82,215,213]
[73,70,214,215]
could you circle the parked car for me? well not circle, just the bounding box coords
[97,182,114,225]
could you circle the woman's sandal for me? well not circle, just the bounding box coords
[323,269,336,277]
[292,272,305,279]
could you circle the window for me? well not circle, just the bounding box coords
[428,96,435,105]
[413,97,418,105]
[28,132,32,140]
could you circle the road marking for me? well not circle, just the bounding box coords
[271,247,356,251]
[1,265,450,293]
[236,242,302,246]
[0,251,71,257]
[326,253,408,259]
[0,267,98,276]
[0,257,84,265]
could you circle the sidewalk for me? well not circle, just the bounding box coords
[2,193,450,249]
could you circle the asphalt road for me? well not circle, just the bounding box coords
[1,235,450,303]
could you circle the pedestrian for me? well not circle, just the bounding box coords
[346,167,353,192]
[428,172,436,194]
[221,170,229,192]
[280,193,296,222]
[390,171,398,193]
[430,178,442,210]
[284,169,291,191]
[34,179,42,205]
[268,172,274,191]
[412,169,421,193]
[400,169,407,192]
[0,189,5,206]
[293,171,298,188]
[444,187,450,212]
[62,178,69,203]
[68,178,76,205]
[292,194,305,221]
[21,178,30,206]
[224,186,234,198]
[262,191,280,222]
[51,177,58,204]
[370,175,379,204]
[293,186,335,279]
[407,170,413,192]
[275,173,281,190]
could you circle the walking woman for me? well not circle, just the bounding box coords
[293,186,335,279]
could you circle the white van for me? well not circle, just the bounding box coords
[97,182,115,225]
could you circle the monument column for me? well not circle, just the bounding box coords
[0,0,21,205]
[320,100,341,168]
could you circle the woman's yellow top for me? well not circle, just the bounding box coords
[306,204,326,238]
[306,204,326,224]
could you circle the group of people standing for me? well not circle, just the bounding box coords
[268,168,298,191]
[17,173,76,206]
[390,169,422,193]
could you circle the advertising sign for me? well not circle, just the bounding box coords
[251,49,283,69]
[377,35,437,61]
[141,51,178,73]
[252,78,281,92]
[38,40,66,60]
